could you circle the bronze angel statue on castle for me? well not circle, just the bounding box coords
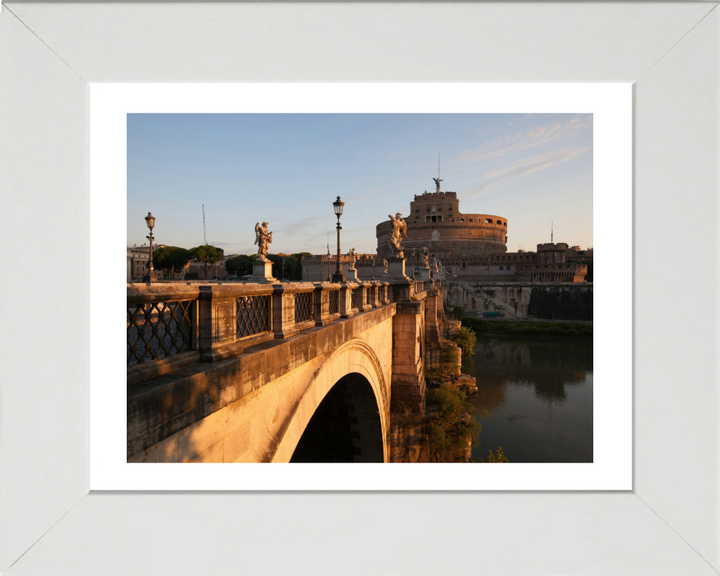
[254,221,272,262]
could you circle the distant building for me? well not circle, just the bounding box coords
[127,245,167,281]
[302,243,588,283]
[565,245,594,262]
[302,254,382,282]
[127,246,150,281]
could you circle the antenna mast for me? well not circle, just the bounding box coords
[203,204,207,245]
[551,221,554,244]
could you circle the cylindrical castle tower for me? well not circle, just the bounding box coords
[376,183,508,260]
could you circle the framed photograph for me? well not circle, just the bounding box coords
[2,3,718,575]
[92,83,630,492]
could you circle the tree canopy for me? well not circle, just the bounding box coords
[224,253,308,281]
[189,245,224,279]
[451,326,477,358]
[153,246,193,279]
[426,383,479,449]
[225,254,256,277]
[267,254,304,282]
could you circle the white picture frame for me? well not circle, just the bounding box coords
[1,3,718,574]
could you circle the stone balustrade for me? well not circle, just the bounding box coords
[127,279,417,381]
[126,273,450,461]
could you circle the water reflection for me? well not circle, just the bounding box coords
[467,337,593,463]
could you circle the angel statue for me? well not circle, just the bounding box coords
[421,247,430,269]
[348,248,357,270]
[432,177,443,193]
[254,221,272,261]
[431,255,440,274]
[388,213,408,259]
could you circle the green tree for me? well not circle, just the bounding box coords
[267,254,284,279]
[482,447,509,463]
[426,383,480,449]
[225,254,256,277]
[153,246,192,280]
[190,245,224,279]
[153,247,173,278]
[292,252,312,281]
[452,326,477,358]
[267,254,303,281]
[283,255,301,281]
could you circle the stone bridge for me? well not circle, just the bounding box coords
[127,275,445,463]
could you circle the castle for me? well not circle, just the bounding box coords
[376,187,507,260]
[302,180,589,284]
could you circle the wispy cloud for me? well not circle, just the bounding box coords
[280,214,327,236]
[459,146,591,197]
[452,115,592,167]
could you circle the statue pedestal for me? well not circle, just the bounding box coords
[386,257,409,280]
[418,267,431,281]
[250,259,277,284]
[346,269,359,282]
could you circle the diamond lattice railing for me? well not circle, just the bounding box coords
[236,295,271,337]
[329,290,339,314]
[127,300,193,365]
[295,292,313,324]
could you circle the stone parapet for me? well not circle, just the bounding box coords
[313,283,340,326]
[127,283,201,304]
[272,284,314,340]
[128,279,401,375]
[338,283,357,318]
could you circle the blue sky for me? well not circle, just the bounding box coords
[128,113,592,255]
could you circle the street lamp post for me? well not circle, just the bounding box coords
[332,196,346,282]
[143,212,157,283]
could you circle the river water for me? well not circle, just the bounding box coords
[463,336,593,463]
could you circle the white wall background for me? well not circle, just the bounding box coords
[1,3,718,575]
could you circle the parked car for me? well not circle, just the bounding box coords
[482,311,505,319]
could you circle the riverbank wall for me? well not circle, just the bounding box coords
[444,282,593,321]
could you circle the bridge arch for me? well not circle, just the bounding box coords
[271,338,390,463]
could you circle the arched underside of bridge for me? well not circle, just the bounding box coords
[271,338,390,463]
[288,373,384,463]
